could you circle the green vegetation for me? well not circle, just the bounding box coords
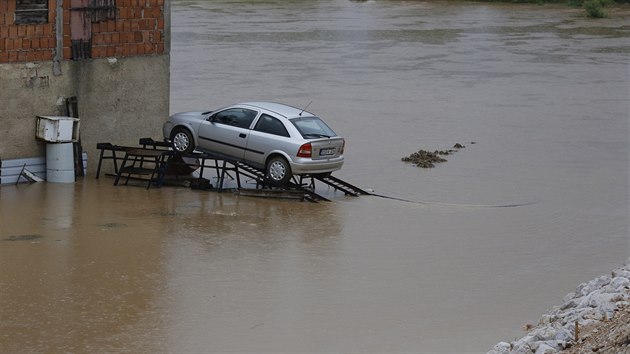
[574,0,616,17]
[583,0,608,17]
[476,0,627,18]
[476,0,564,3]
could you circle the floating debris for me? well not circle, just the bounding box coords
[401,143,467,168]
[401,150,446,168]
[3,234,43,242]
[98,222,128,230]
[157,211,180,216]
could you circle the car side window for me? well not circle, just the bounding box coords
[213,108,257,129]
[254,114,290,137]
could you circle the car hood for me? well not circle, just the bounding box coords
[170,111,208,121]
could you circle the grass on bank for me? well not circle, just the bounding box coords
[579,0,613,17]
[477,0,628,18]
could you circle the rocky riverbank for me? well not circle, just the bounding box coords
[488,261,630,354]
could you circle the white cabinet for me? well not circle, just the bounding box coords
[36,116,80,143]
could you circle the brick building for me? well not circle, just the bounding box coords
[0,0,170,176]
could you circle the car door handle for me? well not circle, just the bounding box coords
[239,133,247,138]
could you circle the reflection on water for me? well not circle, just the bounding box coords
[2,1,629,352]
[0,181,166,352]
[0,179,345,352]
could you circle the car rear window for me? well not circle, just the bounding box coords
[291,117,337,139]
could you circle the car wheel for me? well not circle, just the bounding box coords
[266,156,292,186]
[170,128,194,155]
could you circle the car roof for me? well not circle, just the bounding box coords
[238,102,315,119]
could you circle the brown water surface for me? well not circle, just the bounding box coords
[1,1,629,352]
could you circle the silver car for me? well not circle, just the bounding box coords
[163,101,345,185]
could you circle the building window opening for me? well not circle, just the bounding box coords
[89,0,116,22]
[15,0,49,24]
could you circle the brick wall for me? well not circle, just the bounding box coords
[0,0,165,63]
[0,0,57,62]
[91,0,165,58]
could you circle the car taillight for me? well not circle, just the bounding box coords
[340,139,345,154]
[297,143,312,158]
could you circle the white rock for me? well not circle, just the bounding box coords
[610,276,630,290]
[578,318,598,327]
[562,292,577,302]
[487,261,630,354]
[509,335,536,354]
[576,275,611,296]
[599,285,615,294]
[539,314,557,325]
[553,327,573,342]
[560,310,578,324]
[511,344,534,354]
[583,309,607,321]
[534,343,557,354]
[577,290,619,311]
[559,298,579,311]
[487,341,511,354]
[530,340,561,353]
[533,327,558,341]
[616,300,630,308]
[611,269,630,279]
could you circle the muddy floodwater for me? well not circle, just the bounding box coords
[2,1,629,352]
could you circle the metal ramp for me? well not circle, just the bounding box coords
[97,138,368,202]
[192,158,365,203]
[229,161,330,203]
[311,175,370,197]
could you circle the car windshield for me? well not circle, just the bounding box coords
[291,117,337,139]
